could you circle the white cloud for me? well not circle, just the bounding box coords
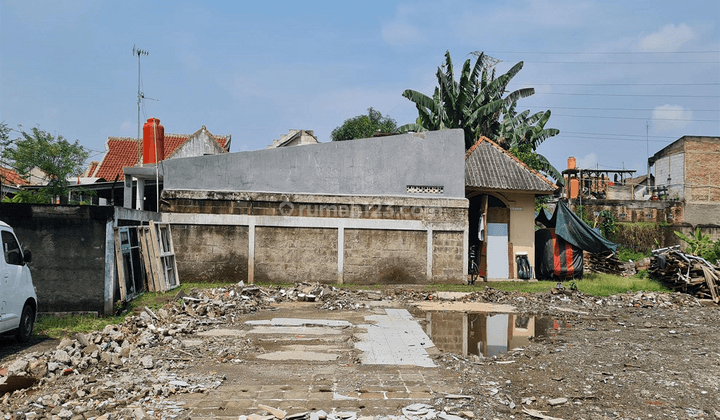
[636,23,695,52]
[120,121,134,135]
[381,5,425,46]
[575,153,598,169]
[651,104,693,131]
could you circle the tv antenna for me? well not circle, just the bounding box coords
[133,45,158,163]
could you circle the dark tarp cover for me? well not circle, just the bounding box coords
[535,228,583,280]
[536,201,618,254]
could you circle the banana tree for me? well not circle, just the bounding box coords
[399,50,534,150]
[501,105,563,183]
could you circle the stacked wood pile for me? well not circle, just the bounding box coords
[649,246,720,303]
[584,251,636,277]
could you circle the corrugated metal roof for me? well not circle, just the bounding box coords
[465,137,556,192]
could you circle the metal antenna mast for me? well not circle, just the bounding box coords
[133,45,149,164]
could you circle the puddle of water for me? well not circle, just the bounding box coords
[420,310,568,357]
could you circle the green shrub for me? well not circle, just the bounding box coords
[617,246,649,262]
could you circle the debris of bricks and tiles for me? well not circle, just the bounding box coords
[1,282,719,420]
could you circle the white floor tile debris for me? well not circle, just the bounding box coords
[354,308,436,367]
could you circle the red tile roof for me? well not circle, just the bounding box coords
[90,134,230,181]
[0,167,29,186]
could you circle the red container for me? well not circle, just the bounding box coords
[142,117,165,164]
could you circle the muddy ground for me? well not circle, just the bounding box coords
[1,285,718,420]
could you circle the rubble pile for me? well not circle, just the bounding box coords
[1,280,714,419]
[649,247,720,303]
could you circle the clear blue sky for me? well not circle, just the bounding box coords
[1,0,718,178]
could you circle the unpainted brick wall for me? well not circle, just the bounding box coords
[685,140,720,202]
[344,229,426,284]
[254,227,338,283]
[432,231,464,282]
[571,201,684,224]
[171,225,249,283]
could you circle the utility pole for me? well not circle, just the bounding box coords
[646,122,651,192]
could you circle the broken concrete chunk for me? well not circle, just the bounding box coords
[53,350,71,365]
[7,359,28,376]
[57,338,73,349]
[547,397,568,406]
[140,355,154,369]
[258,404,287,419]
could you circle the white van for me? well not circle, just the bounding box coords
[0,221,37,342]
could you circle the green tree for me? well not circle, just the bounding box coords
[400,51,562,184]
[503,104,563,182]
[4,127,88,201]
[0,122,12,196]
[331,108,398,141]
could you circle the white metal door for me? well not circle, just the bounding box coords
[486,223,509,279]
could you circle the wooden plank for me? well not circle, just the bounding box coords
[160,223,181,290]
[113,228,126,302]
[148,221,165,293]
[139,228,155,292]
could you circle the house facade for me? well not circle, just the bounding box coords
[465,138,557,279]
[649,136,720,225]
[159,129,468,284]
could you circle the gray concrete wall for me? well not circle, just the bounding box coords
[684,203,720,226]
[161,130,465,198]
[0,204,114,314]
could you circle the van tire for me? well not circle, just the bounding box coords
[15,304,35,343]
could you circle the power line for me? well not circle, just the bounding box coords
[519,60,719,64]
[509,82,720,87]
[532,106,720,112]
[556,134,679,144]
[552,114,718,122]
[484,50,720,55]
[535,92,719,98]
[562,130,677,139]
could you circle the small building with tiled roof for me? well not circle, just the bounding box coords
[87,125,231,182]
[465,137,557,280]
[1,167,30,197]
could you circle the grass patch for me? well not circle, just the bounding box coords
[35,281,229,339]
[34,274,671,339]
[35,313,125,339]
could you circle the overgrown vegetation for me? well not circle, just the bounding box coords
[674,228,720,263]
[614,222,667,254]
[616,246,650,262]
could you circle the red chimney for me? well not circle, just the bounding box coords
[142,117,165,164]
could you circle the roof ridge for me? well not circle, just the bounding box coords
[481,137,558,190]
[464,137,487,159]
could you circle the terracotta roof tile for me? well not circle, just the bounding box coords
[91,133,230,181]
[0,167,29,186]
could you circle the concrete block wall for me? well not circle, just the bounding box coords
[0,204,113,314]
[432,231,464,282]
[654,153,684,199]
[254,227,338,283]
[343,229,426,284]
[162,192,468,285]
[171,224,249,283]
